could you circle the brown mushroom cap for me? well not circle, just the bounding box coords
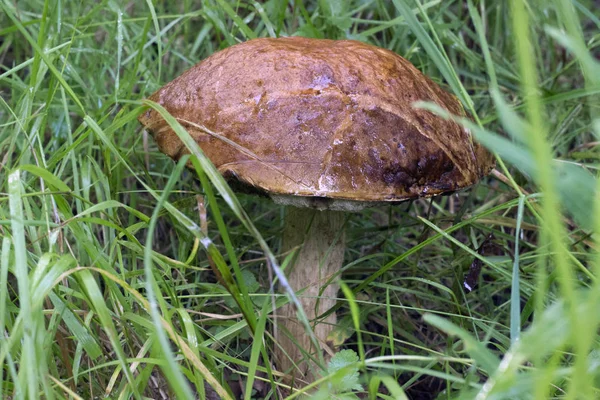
[139,37,494,209]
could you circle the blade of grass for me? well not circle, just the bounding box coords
[340,282,364,362]
[509,2,584,398]
[144,0,162,81]
[76,270,142,399]
[392,0,471,112]
[368,374,409,400]
[424,314,499,375]
[8,169,39,400]
[552,0,599,122]
[143,155,196,400]
[47,292,103,361]
[174,308,211,396]
[510,195,525,344]
[214,0,257,39]
[191,160,253,324]
[0,237,10,397]
[243,298,271,400]
[466,0,497,89]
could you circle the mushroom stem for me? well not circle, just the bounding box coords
[276,207,346,383]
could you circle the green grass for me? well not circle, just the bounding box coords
[1,0,599,399]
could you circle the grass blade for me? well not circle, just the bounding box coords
[143,156,196,400]
[8,170,39,399]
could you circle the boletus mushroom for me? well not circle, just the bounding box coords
[138,37,494,383]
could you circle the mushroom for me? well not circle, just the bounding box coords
[138,37,494,383]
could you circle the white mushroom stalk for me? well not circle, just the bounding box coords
[276,207,346,381]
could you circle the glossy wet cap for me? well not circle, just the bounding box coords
[139,36,494,210]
